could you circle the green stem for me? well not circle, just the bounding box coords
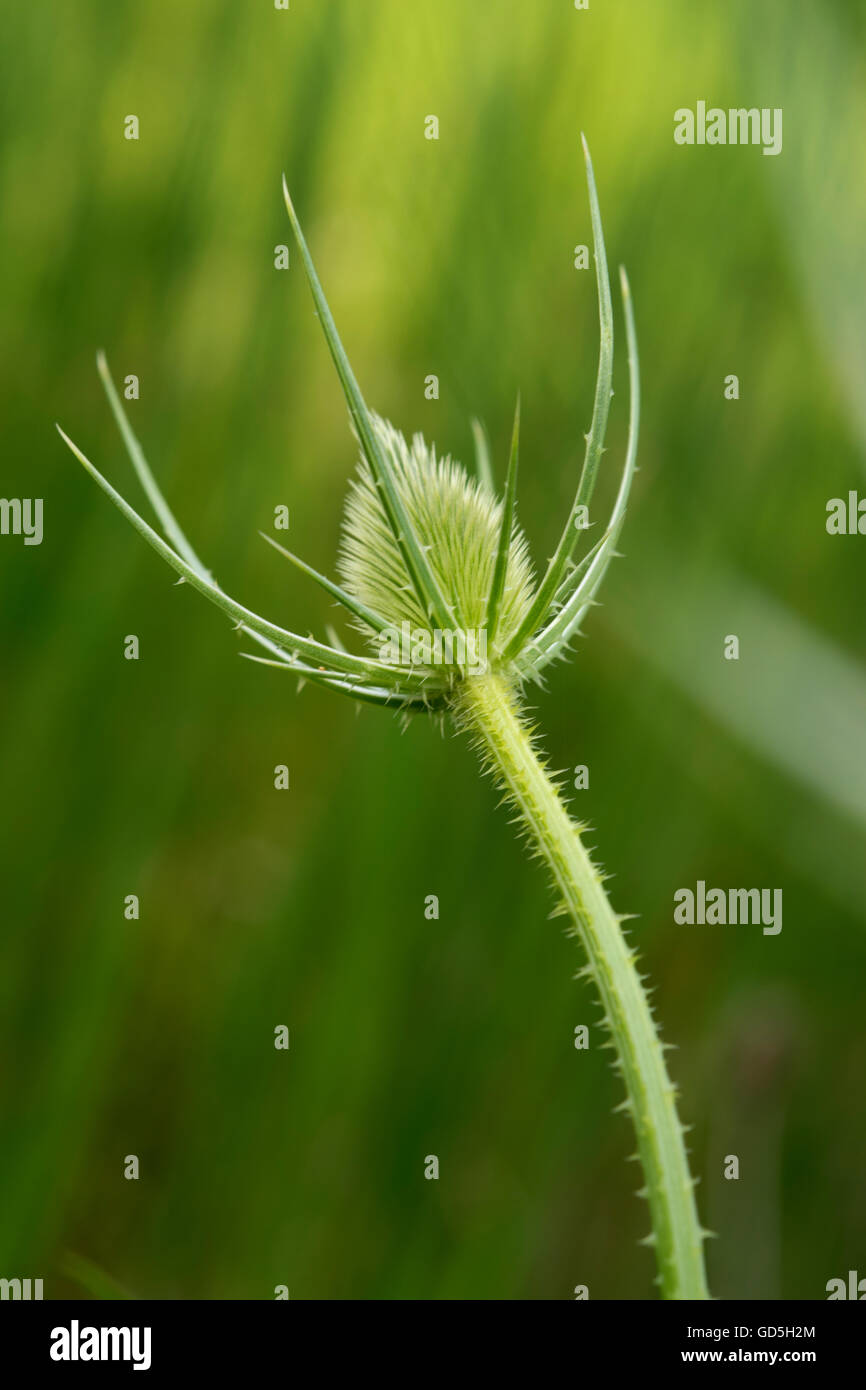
[458,672,710,1299]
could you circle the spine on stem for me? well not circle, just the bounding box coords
[457,671,709,1300]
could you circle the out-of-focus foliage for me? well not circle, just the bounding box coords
[1,0,864,1299]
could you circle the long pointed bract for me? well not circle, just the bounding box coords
[97,351,209,575]
[550,525,611,612]
[486,393,520,645]
[520,264,640,675]
[96,352,298,667]
[281,176,457,633]
[470,418,494,494]
[259,531,389,634]
[56,425,446,696]
[241,652,446,710]
[503,134,614,658]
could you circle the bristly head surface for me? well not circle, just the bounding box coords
[338,414,535,657]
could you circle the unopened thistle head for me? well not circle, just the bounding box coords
[57,135,639,714]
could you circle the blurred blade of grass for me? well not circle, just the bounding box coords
[60,1251,135,1301]
[612,563,866,829]
[743,0,866,464]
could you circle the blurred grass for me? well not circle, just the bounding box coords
[1,0,865,1299]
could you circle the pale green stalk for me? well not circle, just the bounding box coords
[458,672,710,1300]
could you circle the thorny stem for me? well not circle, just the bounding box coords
[458,672,710,1300]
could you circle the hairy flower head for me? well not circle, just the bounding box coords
[57,138,639,714]
[339,415,535,657]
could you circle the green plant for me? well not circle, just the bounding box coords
[57,138,710,1299]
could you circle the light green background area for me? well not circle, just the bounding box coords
[1,0,865,1299]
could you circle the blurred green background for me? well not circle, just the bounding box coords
[2,0,865,1300]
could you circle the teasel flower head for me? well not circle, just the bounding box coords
[56,136,638,718]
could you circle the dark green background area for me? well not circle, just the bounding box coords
[1,0,864,1300]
